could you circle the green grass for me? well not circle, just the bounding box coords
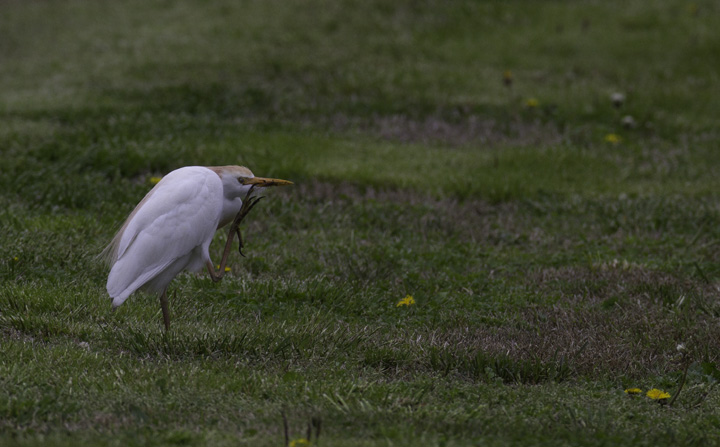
[2,0,720,445]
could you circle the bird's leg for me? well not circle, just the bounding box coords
[207,222,237,282]
[159,289,171,331]
[207,185,265,281]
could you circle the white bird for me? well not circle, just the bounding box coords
[102,165,292,329]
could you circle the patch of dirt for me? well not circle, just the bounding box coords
[529,264,717,303]
[330,113,564,147]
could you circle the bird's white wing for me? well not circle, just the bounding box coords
[106,167,223,303]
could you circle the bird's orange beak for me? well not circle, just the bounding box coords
[242,177,293,187]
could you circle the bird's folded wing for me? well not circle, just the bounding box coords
[106,167,223,300]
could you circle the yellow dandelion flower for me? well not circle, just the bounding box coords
[12,256,19,262]
[215,265,231,272]
[150,176,163,185]
[525,98,539,108]
[624,388,642,395]
[604,133,622,144]
[396,295,416,307]
[289,439,310,447]
[646,388,671,400]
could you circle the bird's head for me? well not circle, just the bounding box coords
[210,165,293,199]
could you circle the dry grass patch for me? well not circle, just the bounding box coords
[366,262,720,382]
[515,265,720,377]
[406,299,720,381]
[284,180,525,243]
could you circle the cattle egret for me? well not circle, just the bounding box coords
[102,165,292,329]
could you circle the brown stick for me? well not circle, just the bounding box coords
[282,411,289,447]
[159,288,170,330]
[668,356,690,407]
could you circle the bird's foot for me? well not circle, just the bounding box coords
[229,186,265,255]
[236,226,244,257]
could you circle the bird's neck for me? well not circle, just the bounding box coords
[217,196,243,229]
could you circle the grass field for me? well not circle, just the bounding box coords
[2,0,720,445]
